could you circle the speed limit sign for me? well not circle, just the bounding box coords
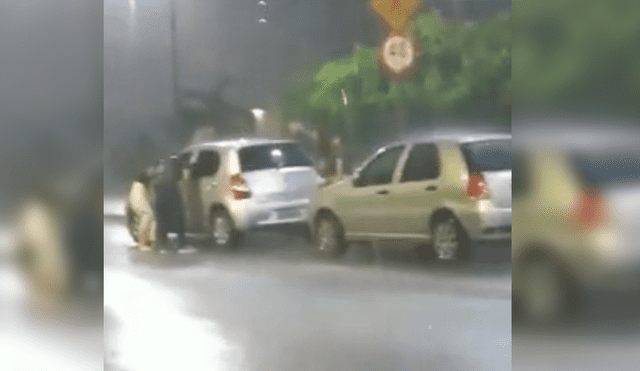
[382,34,415,75]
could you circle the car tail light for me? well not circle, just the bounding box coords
[229,173,251,200]
[466,172,488,200]
[572,188,609,229]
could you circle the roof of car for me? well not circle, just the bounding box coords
[437,133,511,144]
[380,133,511,149]
[183,138,297,152]
[515,120,640,151]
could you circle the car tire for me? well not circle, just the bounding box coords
[314,213,347,259]
[516,255,574,325]
[210,208,242,250]
[430,216,471,261]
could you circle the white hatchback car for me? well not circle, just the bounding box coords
[309,134,512,260]
[177,138,322,248]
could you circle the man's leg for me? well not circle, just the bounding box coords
[138,212,153,251]
[175,213,186,250]
[155,216,168,251]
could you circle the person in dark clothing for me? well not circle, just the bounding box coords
[67,170,104,301]
[154,155,186,251]
[317,128,335,178]
[331,136,352,177]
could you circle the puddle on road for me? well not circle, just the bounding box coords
[105,224,134,248]
[104,269,244,371]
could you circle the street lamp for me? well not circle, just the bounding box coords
[251,108,266,135]
[128,0,136,15]
[258,1,268,23]
[251,108,266,121]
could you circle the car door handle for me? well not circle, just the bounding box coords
[425,185,437,191]
[376,190,389,195]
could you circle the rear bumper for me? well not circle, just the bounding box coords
[592,268,640,293]
[228,198,312,231]
[458,200,511,242]
[578,255,640,293]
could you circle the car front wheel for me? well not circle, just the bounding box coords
[431,217,471,261]
[518,257,567,324]
[210,209,243,249]
[314,213,347,259]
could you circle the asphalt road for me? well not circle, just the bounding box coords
[513,325,640,371]
[512,286,640,371]
[0,226,103,370]
[104,212,511,371]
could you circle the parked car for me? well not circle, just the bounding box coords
[513,122,640,324]
[170,138,323,248]
[309,133,512,260]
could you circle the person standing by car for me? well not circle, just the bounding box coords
[67,171,103,300]
[127,171,156,251]
[153,155,187,252]
[317,129,335,178]
[331,135,351,178]
[288,121,319,163]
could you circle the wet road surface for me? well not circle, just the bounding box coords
[104,212,511,371]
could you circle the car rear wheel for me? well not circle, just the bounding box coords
[518,257,566,324]
[314,213,347,259]
[210,209,242,249]
[431,217,471,261]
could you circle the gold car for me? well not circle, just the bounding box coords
[309,134,512,261]
[513,124,640,324]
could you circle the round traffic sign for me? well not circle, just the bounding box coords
[382,35,415,74]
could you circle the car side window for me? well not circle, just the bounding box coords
[401,143,440,182]
[194,150,220,177]
[358,146,404,186]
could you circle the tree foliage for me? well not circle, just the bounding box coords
[279,9,512,144]
[513,0,640,116]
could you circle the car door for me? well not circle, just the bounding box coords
[177,150,200,233]
[388,142,442,236]
[337,145,406,237]
[194,149,222,230]
[184,149,209,233]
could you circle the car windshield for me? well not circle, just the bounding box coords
[239,143,313,172]
[571,151,640,187]
[461,139,511,172]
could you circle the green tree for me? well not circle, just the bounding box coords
[513,0,640,116]
[279,9,512,148]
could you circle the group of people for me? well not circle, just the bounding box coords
[128,123,351,251]
[127,156,187,252]
[288,121,352,179]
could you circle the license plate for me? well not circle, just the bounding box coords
[277,208,301,219]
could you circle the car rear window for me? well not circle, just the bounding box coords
[239,143,313,172]
[571,151,640,187]
[461,139,511,172]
